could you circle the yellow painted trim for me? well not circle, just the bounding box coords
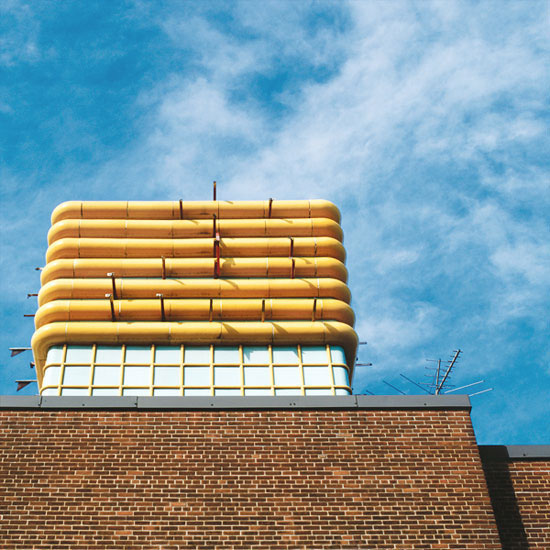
[45,236,345,263]
[51,200,341,224]
[40,257,348,285]
[38,278,351,306]
[34,298,355,328]
[48,218,343,244]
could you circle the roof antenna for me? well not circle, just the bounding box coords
[213,180,217,201]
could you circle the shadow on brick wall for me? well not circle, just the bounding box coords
[480,446,528,550]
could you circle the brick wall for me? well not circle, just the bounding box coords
[1,400,501,549]
[480,446,550,550]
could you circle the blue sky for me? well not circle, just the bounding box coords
[1,1,548,444]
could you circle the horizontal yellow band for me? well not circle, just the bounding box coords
[46,236,346,263]
[48,218,343,244]
[35,298,355,329]
[41,257,348,285]
[51,200,341,224]
[38,278,351,306]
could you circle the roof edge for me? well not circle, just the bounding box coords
[479,444,550,460]
[0,394,470,411]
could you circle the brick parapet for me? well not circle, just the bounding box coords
[1,399,501,549]
[479,445,550,549]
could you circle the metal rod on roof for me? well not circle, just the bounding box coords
[444,380,484,394]
[106,293,116,321]
[469,388,493,397]
[23,314,35,318]
[383,380,406,395]
[213,180,217,201]
[161,256,166,280]
[291,258,295,279]
[27,293,38,298]
[289,237,294,258]
[399,373,431,394]
[179,199,183,219]
[268,198,273,218]
[209,298,213,322]
[312,298,317,322]
[107,273,117,300]
[156,293,165,322]
[261,299,265,322]
[436,349,461,394]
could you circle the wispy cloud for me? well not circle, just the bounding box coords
[1,0,548,442]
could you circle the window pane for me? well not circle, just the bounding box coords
[63,366,90,385]
[272,346,298,364]
[93,366,120,385]
[335,388,351,395]
[214,366,240,386]
[61,388,89,396]
[122,388,150,396]
[243,346,269,364]
[244,367,271,386]
[125,346,151,364]
[301,346,328,364]
[214,347,240,364]
[332,366,349,386]
[65,346,92,364]
[46,346,63,364]
[154,366,180,385]
[43,366,61,386]
[275,388,301,395]
[273,366,301,386]
[123,366,150,385]
[41,388,57,396]
[214,389,241,396]
[155,346,181,364]
[95,346,122,364]
[184,346,210,364]
[305,389,333,396]
[244,389,272,396]
[303,366,331,386]
[184,388,211,396]
[153,388,181,396]
[184,366,210,385]
[92,388,119,396]
[330,346,346,365]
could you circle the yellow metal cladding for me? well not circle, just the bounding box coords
[41,257,348,285]
[38,278,351,305]
[45,236,345,262]
[47,218,344,243]
[51,199,341,224]
[33,199,357,387]
[35,298,355,327]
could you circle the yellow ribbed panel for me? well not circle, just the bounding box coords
[40,257,348,284]
[48,218,343,244]
[37,278,351,306]
[52,199,341,224]
[35,298,355,328]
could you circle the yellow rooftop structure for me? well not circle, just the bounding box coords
[32,200,358,397]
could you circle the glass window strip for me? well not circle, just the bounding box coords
[43,343,352,396]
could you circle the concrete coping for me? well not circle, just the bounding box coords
[479,445,550,460]
[0,394,471,411]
